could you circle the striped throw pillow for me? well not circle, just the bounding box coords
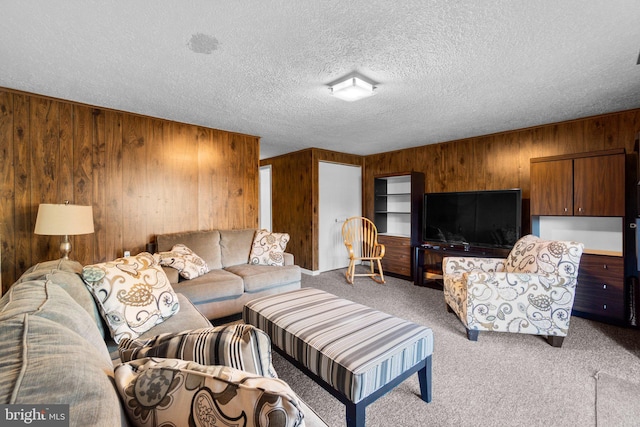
[118,324,277,378]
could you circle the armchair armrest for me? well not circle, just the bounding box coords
[443,256,506,276]
[463,271,577,336]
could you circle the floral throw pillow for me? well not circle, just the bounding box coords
[115,358,305,427]
[249,229,290,266]
[154,244,209,279]
[82,252,180,343]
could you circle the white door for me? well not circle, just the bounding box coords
[259,165,272,231]
[318,162,362,272]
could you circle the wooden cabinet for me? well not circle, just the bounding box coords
[379,235,412,278]
[573,155,625,217]
[530,150,625,217]
[573,254,626,323]
[373,171,424,279]
[530,148,635,325]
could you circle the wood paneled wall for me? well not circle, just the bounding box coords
[261,148,363,271]
[364,109,640,230]
[0,89,259,293]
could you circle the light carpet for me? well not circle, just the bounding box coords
[218,267,640,427]
[595,371,640,427]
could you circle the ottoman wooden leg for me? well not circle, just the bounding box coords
[346,401,366,427]
[417,355,432,403]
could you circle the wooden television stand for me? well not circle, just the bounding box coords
[413,243,511,289]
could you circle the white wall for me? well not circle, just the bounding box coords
[259,165,272,231]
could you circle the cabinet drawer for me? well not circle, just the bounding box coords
[574,255,625,321]
[378,235,411,277]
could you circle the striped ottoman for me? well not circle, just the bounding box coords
[243,288,433,427]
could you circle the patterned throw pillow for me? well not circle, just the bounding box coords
[118,324,278,378]
[115,358,305,427]
[82,252,180,343]
[249,229,290,266]
[154,244,209,280]
[504,234,583,277]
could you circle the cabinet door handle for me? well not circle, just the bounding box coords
[603,264,608,269]
[603,304,607,310]
[602,284,607,289]
[564,207,568,212]
[578,207,583,213]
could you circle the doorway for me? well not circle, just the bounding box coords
[259,165,272,231]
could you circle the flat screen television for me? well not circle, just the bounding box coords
[423,189,522,248]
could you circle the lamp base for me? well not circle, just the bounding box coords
[59,235,71,260]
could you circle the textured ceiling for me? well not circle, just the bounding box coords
[2,1,640,159]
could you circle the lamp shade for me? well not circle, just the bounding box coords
[34,204,95,236]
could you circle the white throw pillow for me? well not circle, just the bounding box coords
[249,229,290,266]
[82,252,180,343]
[154,244,209,279]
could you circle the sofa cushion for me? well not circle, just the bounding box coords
[12,259,107,338]
[225,264,302,293]
[157,230,223,270]
[0,314,126,426]
[249,229,290,266]
[171,269,244,304]
[83,252,180,343]
[220,229,256,267]
[119,324,277,378]
[115,358,304,427]
[106,292,212,358]
[155,243,210,279]
[0,280,111,361]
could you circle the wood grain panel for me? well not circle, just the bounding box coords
[13,95,31,275]
[0,92,15,293]
[363,110,640,235]
[92,109,107,262]
[31,98,60,262]
[0,89,259,290]
[261,150,314,270]
[197,128,216,231]
[104,110,123,260]
[73,106,94,263]
[1,85,639,290]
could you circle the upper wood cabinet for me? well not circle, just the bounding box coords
[530,150,625,217]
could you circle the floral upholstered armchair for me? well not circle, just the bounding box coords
[442,234,584,347]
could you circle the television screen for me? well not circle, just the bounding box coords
[423,189,521,248]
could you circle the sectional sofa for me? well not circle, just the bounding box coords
[0,246,325,426]
[155,228,302,319]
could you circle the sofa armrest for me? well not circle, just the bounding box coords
[161,265,180,284]
[284,252,295,266]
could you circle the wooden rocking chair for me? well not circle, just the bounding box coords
[341,216,386,284]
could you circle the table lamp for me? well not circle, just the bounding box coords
[34,202,95,260]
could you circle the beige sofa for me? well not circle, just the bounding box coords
[0,259,326,427]
[155,229,301,319]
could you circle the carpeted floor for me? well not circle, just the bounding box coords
[595,371,640,427]
[260,267,640,427]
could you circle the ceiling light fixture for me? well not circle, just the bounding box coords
[329,74,377,102]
